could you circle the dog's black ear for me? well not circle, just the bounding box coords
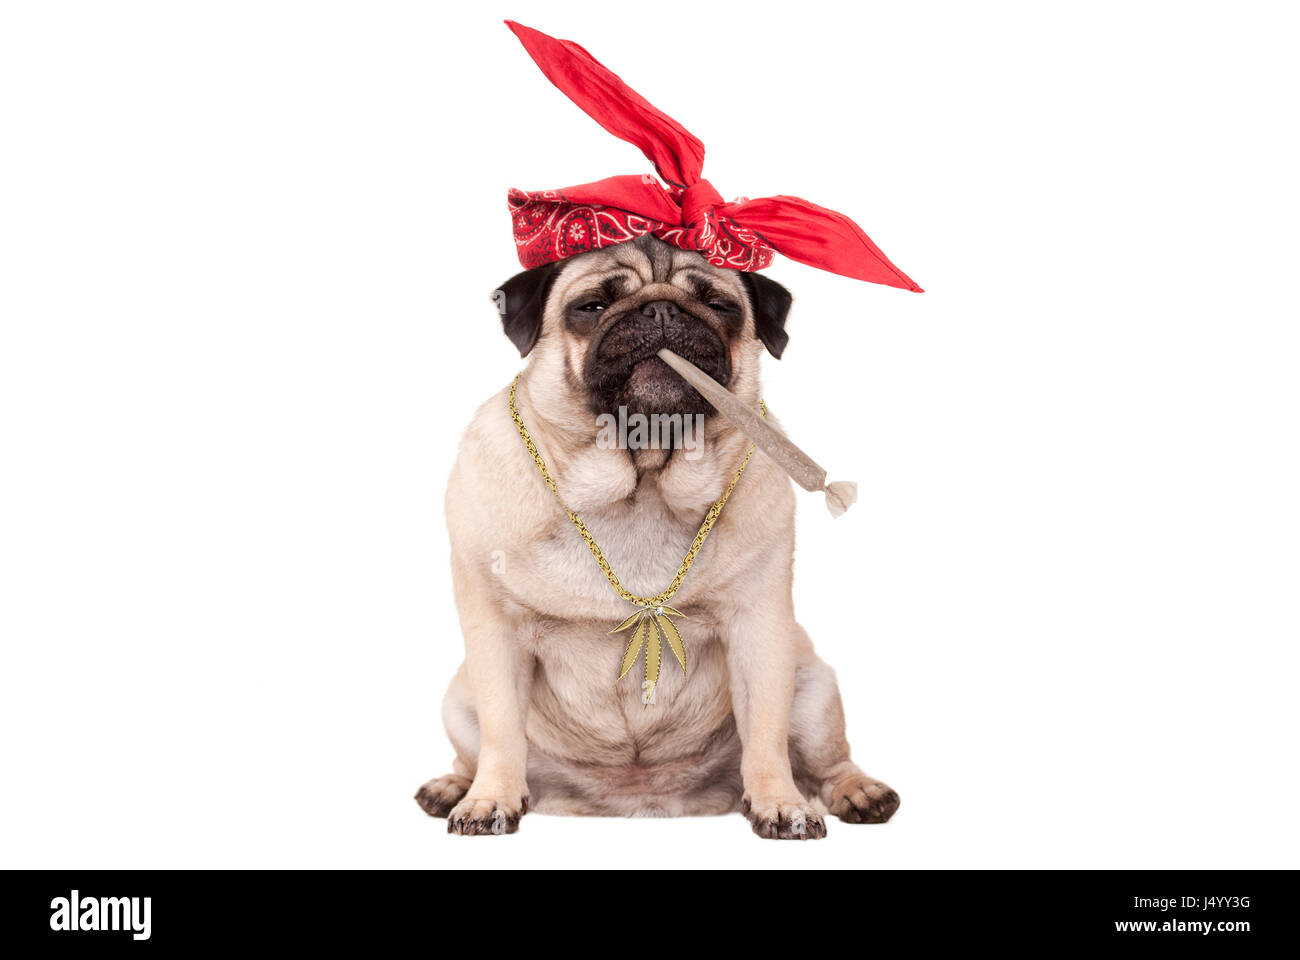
[739,271,793,359]
[492,262,558,357]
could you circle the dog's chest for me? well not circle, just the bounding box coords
[491,461,758,769]
[508,478,736,624]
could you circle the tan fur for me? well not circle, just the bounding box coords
[416,240,898,838]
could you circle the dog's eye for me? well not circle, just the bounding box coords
[707,300,737,313]
[574,301,607,313]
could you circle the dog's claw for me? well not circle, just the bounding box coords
[829,775,900,824]
[445,796,527,836]
[414,774,471,818]
[742,795,826,840]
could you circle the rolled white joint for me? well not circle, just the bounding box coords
[790,811,807,836]
[655,348,858,520]
[641,679,657,706]
[491,809,508,835]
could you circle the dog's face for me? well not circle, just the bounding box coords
[494,236,792,418]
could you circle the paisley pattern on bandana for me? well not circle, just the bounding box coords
[509,187,776,273]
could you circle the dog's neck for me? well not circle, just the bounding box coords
[514,365,758,522]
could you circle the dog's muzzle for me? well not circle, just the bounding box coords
[584,297,730,415]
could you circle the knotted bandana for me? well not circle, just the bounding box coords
[505,20,922,292]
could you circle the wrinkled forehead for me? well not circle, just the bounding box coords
[550,238,748,305]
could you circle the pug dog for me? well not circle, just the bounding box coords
[415,235,899,838]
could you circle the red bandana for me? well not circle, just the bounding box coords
[506,20,922,292]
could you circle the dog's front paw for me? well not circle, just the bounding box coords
[829,775,900,824]
[741,794,826,840]
[447,794,529,836]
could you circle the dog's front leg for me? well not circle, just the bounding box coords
[446,559,532,836]
[723,591,827,840]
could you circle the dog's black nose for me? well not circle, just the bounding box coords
[640,300,680,323]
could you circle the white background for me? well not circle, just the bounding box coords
[2,1,1297,870]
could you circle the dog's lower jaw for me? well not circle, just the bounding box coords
[588,347,729,419]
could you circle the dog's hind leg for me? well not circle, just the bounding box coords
[414,662,479,818]
[788,646,901,825]
[414,765,472,818]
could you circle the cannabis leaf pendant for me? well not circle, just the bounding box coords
[610,605,688,706]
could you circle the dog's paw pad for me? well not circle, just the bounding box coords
[830,775,900,824]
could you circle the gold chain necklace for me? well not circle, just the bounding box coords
[508,374,763,705]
